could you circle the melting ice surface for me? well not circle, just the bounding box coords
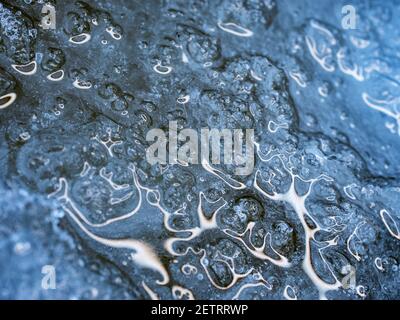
[0,0,399,300]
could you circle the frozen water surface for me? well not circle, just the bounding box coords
[0,0,399,300]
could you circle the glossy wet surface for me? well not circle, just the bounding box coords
[0,0,399,299]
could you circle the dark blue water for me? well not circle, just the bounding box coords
[0,0,399,300]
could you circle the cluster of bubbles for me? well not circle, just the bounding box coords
[0,0,398,300]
